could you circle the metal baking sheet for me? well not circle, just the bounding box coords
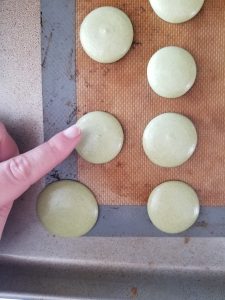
[42,0,225,237]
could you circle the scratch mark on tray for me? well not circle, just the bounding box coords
[66,106,77,125]
[40,11,43,27]
[42,31,53,68]
[66,48,75,80]
[49,169,61,181]
[195,220,208,228]
[184,237,191,244]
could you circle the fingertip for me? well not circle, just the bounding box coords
[63,125,81,139]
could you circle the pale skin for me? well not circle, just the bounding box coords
[0,122,81,239]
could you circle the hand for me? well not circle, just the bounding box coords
[0,123,81,238]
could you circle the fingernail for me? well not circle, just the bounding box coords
[63,125,81,139]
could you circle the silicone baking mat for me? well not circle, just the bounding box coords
[76,0,225,206]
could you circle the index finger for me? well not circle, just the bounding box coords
[0,125,81,206]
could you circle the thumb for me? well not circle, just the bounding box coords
[0,124,81,207]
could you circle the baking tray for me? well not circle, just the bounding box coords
[42,0,225,238]
[1,0,225,299]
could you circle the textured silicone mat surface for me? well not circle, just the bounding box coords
[76,0,225,206]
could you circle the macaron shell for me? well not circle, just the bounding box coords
[76,111,124,164]
[37,180,98,237]
[149,0,205,24]
[147,181,200,234]
[80,6,133,63]
[147,46,197,98]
